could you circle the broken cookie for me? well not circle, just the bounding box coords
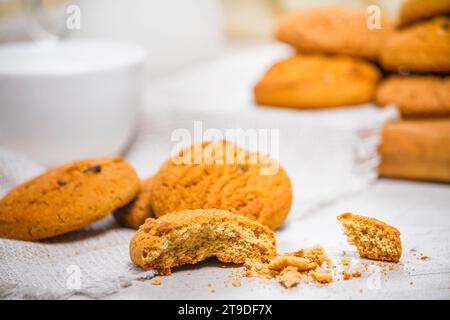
[130,209,276,274]
[337,212,402,263]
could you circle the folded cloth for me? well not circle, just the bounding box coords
[0,45,398,299]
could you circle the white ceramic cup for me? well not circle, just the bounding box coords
[0,39,146,166]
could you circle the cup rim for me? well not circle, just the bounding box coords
[0,39,147,77]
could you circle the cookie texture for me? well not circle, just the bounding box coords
[150,140,292,230]
[114,177,155,229]
[380,16,450,73]
[129,209,277,273]
[0,157,140,241]
[254,54,381,109]
[338,213,402,263]
[376,76,450,117]
[276,8,394,60]
[399,0,450,27]
[379,119,450,183]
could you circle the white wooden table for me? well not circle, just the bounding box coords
[103,178,450,300]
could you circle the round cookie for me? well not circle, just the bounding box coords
[276,8,394,61]
[254,54,381,109]
[376,75,450,117]
[0,157,140,241]
[150,140,292,230]
[380,16,450,73]
[114,176,155,229]
[130,209,277,273]
[379,119,450,183]
[399,0,450,27]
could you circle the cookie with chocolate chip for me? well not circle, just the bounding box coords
[0,157,140,240]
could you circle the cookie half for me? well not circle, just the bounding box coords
[376,75,450,117]
[338,213,402,263]
[0,157,140,241]
[254,54,381,109]
[379,119,450,183]
[398,0,450,27]
[380,16,450,73]
[150,140,292,230]
[114,176,155,229]
[276,8,394,60]
[130,209,277,273]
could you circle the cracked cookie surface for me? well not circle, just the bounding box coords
[150,140,292,230]
[0,157,140,241]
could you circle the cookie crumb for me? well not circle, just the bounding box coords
[245,245,333,288]
[420,255,430,260]
[150,277,161,285]
[342,271,352,280]
[278,267,302,288]
[232,278,242,288]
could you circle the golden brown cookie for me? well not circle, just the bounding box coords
[254,54,381,109]
[0,157,140,241]
[379,119,450,183]
[276,8,394,60]
[338,213,402,263]
[399,0,450,27]
[380,16,450,73]
[376,75,450,117]
[150,140,292,230]
[114,176,155,229]
[129,209,277,273]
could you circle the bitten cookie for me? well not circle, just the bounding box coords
[150,140,292,230]
[376,75,450,117]
[130,209,277,274]
[254,54,381,109]
[398,0,450,27]
[0,157,140,241]
[338,213,402,263]
[276,8,394,60]
[380,16,450,73]
[114,177,155,229]
[379,119,450,183]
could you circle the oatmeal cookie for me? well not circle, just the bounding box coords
[129,209,277,273]
[379,119,450,183]
[376,75,450,117]
[338,212,402,263]
[0,157,140,241]
[150,140,292,230]
[276,8,394,60]
[114,176,155,229]
[380,16,450,73]
[254,54,381,109]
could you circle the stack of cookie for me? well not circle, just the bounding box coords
[254,7,394,109]
[376,0,450,183]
